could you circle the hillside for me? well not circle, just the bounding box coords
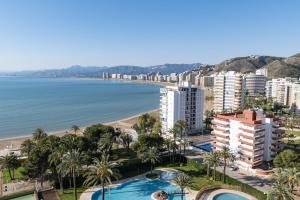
[210,53,300,79]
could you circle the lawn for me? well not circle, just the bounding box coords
[2,167,26,183]
[169,164,223,191]
[58,187,86,200]
[286,130,300,137]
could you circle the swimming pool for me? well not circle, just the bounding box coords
[197,143,212,152]
[91,178,185,200]
[213,193,249,200]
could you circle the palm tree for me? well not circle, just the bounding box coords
[48,148,65,193]
[182,138,190,156]
[211,152,221,181]
[220,146,232,183]
[267,182,294,200]
[283,168,300,192]
[0,152,20,181]
[142,147,160,175]
[272,168,287,184]
[203,152,213,177]
[20,139,35,156]
[119,133,133,150]
[59,150,83,200]
[173,173,191,200]
[32,128,47,141]
[71,125,80,135]
[174,120,187,156]
[84,155,121,200]
[170,128,178,162]
[98,133,116,155]
[164,138,172,161]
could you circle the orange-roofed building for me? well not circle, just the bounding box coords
[211,109,281,174]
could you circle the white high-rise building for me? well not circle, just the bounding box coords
[160,81,204,135]
[266,78,298,105]
[212,109,281,174]
[289,82,300,115]
[213,71,246,112]
[245,73,266,96]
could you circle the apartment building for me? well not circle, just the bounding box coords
[213,71,246,113]
[195,75,214,88]
[245,73,266,96]
[212,110,280,173]
[266,78,298,105]
[289,82,300,115]
[160,81,204,136]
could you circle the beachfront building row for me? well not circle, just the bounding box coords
[212,109,281,174]
[160,82,204,136]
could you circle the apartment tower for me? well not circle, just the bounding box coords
[212,109,280,174]
[213,71,246,113]
[160,81,204,136]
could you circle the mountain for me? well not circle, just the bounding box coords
[206,53,300,79]
[264,53,300,79]
[213,55,284,74]
[11,63,203,78]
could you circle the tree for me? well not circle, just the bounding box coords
[0,153,20,181]
[173,173,191,200]
[267,182,294,200]
[174,120,187,156]
[59,150,83,200]
[220,146,232,183]
[48,148,65,193]
[119,133,133,150]
[210,152,220,181]
[203,153,212,177]
[20,139,35,156]
[164,138,172,161]
[98,132,116,155]
[132,113,157,134]
[274,149,298,168]
[152,121,162,135]
[283,168,300,192]
[182,138,190,156]
[71,125,80,135]
[84,155,120,200]
[141,147,160,175]
[32,128,47,141]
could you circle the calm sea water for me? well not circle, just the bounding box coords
[0,77,160,139]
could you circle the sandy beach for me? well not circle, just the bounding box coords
[0,109,159,151]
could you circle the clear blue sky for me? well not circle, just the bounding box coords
[0,0,299,71]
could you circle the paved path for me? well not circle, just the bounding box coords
[185,149,272,194]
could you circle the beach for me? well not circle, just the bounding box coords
[0,109,159,151]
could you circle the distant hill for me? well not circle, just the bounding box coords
[206,53,300,79]
[11,63,203,78]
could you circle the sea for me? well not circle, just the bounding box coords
[0,77,160,139]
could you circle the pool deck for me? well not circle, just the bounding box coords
[79,168,198,200]
[205,189,257,200]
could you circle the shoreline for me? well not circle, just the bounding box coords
[0,108,159,150]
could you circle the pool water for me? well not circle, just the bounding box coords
[213,193,249,200]
[91,178,185,200]
[198,143,212,152]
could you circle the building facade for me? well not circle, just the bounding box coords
[160,82,204,135]
[266,78,298,105]
[245,73,266,96]
[213,71,246,113]
[212,110,280,173]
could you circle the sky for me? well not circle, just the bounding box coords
[0,0,300,71]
